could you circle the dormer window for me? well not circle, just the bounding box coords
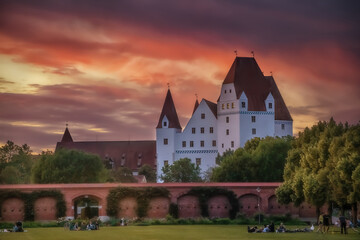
[163,121,167,127]
[201,113,205,119]
[137,153,142,166]
[241,102,246,108]
[121,154,126,166]
[269,103,273,109]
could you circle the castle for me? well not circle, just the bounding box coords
[156,57,292,178]
[57,57,292,180]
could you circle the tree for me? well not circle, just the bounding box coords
[110,167,137,183]
[138,164,157,182]
[277,118,360,224]
[0,140,33,184]
[211,137,292,182]
[32,149,106,183]
[160,158,202,182]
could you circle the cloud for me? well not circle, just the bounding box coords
[0,0,359,152]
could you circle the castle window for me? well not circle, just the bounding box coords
[212,140,216,147]
[225,90,227,94]
[196,158,201,166]
[269,102,273,109]
[281,124,285,130]
[251,116,256,122]
[200,141,204,147]
[222,104,224,110]
[137,153,142,167]
[163,121,167,127]
[231,141,234,148]
[226,116,229,123]
[182,141,186,147]
[201,113,205,119]
[121,154,126,166]
[164,160,169,166]
[230,89,232,93]
[192,128,196,134]
[231,102,234,108]
[222,143,224,148]
[241,102,246,108]
[190,141,194,147]
[201,127,204,134]
[164,138,168,145]
[252,128,256,135]
[227,103,229,109]
[226,129,229,135]
[210,127,214,133]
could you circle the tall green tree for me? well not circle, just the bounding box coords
[277,118,360,224]
[32,149,106,183]
[211,136,292,182]
[160,158,202,182]
[0,140,33,184]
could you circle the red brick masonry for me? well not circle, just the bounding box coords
[0,182,324,221]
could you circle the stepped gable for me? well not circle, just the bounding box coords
[156,89,182,129]
[204,99,217,118]
[222,57,272,111]
[265,76,293,121]
[192,99,199,115]
[60,127,73,142]
[55,140,156,171]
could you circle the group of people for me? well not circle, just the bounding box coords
[248,222,291,233]
[69,220,100,231]
[248,222,315,233]
[1,221,24,232]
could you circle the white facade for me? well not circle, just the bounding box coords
[156,57,293,180]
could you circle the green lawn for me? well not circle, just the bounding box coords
[0,225,359,240]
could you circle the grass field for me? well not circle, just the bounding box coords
[0,225,359,240]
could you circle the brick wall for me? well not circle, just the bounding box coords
[1,198,24,221]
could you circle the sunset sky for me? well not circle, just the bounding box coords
[0,0,359,153]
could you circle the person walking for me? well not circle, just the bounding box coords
[339,215,347,234]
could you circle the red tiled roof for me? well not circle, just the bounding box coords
[204,99,217,118]
[56,140,156,171]
[223,57,271,111]
[222,57,292,121]
[156,89,182,129]
[265,76,293,121]
[192,99,199,115]
[61,127,73,142]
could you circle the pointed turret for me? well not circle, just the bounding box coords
[192,99,199,115]
[61,127,73,142]
[156,89,182,129]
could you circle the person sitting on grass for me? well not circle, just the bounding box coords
[247,226,258,233]
[262,225,270,233]
[277,222,286,233]
[13,222,24,232]
[269,222,275,232]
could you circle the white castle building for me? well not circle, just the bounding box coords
[156,57,293,178]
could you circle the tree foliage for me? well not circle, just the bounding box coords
[32,149,106,183]
[211,137,292,182]
[276,118,360,224]
[160,158,202,182]
[0,140,33,184]
[138,164,157,182]
[109,167,137,183]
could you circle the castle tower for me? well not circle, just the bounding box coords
[217,57,290,154]
[156,89,182,180]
